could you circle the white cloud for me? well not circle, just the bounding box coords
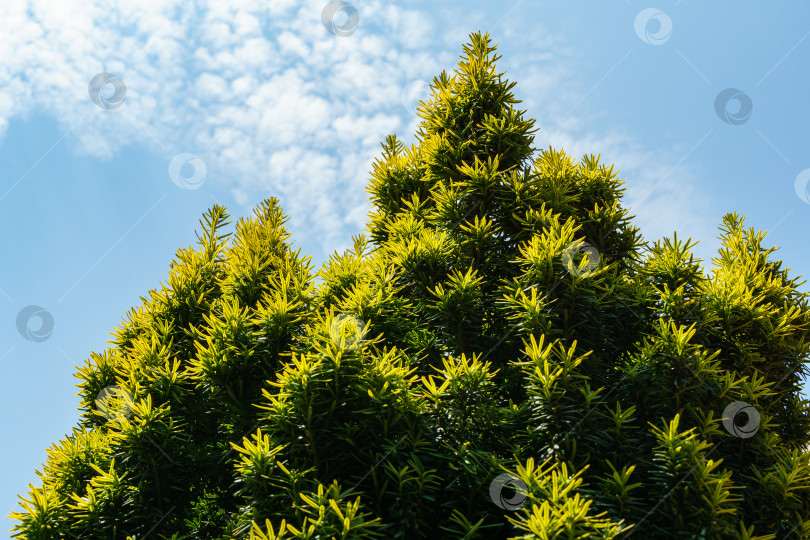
[0,0,716,264]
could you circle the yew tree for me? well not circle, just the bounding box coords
[10,31,810,539]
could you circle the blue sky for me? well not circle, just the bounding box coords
[1,1,809,535]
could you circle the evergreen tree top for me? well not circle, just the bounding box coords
[10,31,810,540]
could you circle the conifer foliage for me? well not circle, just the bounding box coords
[11,32,810,539]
